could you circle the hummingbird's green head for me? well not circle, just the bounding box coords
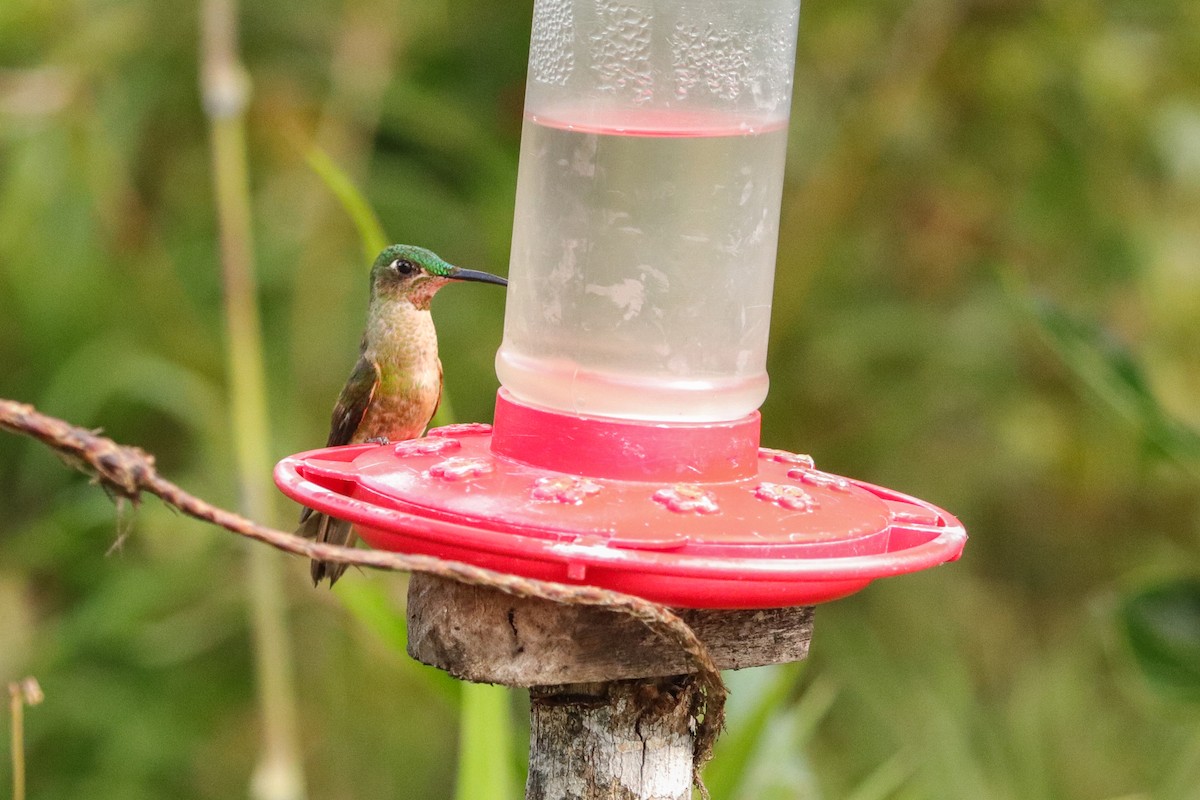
[370,244,507,309]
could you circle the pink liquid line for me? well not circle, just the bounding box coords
[528,110,788,138]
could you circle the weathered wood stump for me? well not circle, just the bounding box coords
[407,573,815,799]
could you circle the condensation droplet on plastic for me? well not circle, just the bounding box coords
[530,0,575,86]
[589,1,653,101]
[670,22,751,102]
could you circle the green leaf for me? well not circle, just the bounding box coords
[1007,279,1200,480]
[333,578,460,707]
[844,754,915,800]
[723,675,839,800]
[705,663,806,798]
[17,336,225,498]
[305,146,389,264]
[455,683,518,800]
[1119,578,1200,701]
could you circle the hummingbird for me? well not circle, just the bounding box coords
[298,244,508,585]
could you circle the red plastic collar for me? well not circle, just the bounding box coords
[491,390,760,482]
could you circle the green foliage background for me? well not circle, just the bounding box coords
[2,0,1199,798]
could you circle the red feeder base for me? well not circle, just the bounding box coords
[274,390,965,608]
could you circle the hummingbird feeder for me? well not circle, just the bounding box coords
[277,1,966,794]
[275,0,964,609]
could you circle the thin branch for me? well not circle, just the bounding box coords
[0,398,726,786]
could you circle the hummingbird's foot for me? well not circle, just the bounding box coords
[365,436,391,445]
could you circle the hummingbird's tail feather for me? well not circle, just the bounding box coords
[296,510,356,586]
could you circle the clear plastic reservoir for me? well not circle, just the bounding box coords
[498,0,801,422]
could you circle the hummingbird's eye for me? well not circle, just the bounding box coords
[390,258,417,275]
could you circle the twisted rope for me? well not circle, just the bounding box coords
[0,398,724,793]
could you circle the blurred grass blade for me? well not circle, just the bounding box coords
[844,754,915,800]
[705,663,805,798]
[202,1,306,798]
[456,683,518,800]
[305,146,388,264]
[1010,282,1200,479]
[332,579,460,707]
[1119,578,1200,702]
[730,676,839,799]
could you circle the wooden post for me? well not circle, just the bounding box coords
[527,679,695,800]
[407,573,815,799]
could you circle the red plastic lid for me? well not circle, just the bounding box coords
[274,392,966,608]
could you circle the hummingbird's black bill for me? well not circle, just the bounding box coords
[449,267,508,287]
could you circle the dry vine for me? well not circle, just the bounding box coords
[0,397,724,792]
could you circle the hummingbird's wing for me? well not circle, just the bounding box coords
[428,357,444,426]
[326,353,380,447]
[297,354,379,526]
